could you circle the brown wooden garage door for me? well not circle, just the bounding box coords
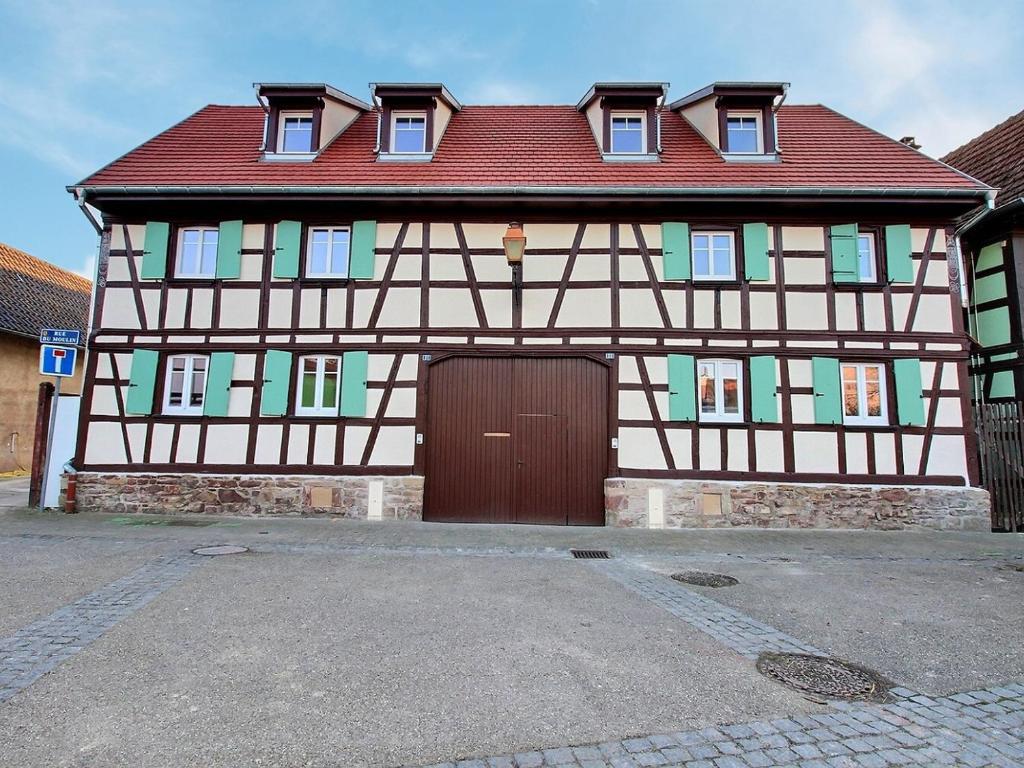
[423,356,608,525]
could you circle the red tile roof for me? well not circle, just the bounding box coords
[78,104,985,194]
[941,108,1024,208]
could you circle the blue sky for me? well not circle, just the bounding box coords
[1,0,1022,278]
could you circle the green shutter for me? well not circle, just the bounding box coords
[829,224,859,283]
[893,358,925,426]
[743,223,771,281]
[340,351,369,416]
[203,352,234,417]
[749,355,778,423]
[885,224,913,284]
[125,349,159,415]
[260,350,292,416]
[667,354,696,421]
[349,220,377,279]
[215,220,243,279]
[273,221,302,279]
[661,222,691,280]
[812,356,842,425]
[140,222,170,279]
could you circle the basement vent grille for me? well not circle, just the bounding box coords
[571,549,611,560]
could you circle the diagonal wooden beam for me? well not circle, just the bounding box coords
[917,360,944,475]
[632,224,671,328]
[903,228,936,334]
[107,352,135,463]
[454,223,488,329]
[121,225,149,332]
[367,223,409,329]
[636,355,676,470]
[360,353,403,466]
[546,224,586,328]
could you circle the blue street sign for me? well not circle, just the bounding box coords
[40,328,81,346]
[39,344,77,378]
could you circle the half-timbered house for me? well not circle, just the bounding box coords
[68,80,993,529]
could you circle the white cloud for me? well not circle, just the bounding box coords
[464,80,546,104]
[74,254,96,281]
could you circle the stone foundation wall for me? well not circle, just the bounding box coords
[605,478,991,531]
[75,473,424,520]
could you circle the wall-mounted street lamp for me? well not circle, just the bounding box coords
[502,222,526,308]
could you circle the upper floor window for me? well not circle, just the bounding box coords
[726,112,762,154]
[176,227,218,278]
[297,355,341,417]
[610,112,646,154]
[692,231,736,281]
[698,359,743,422]
[307,227,351,278]
[842,363,886,426]
[164,354,207,415]
[278,112,314,153]
[391,112,427,153]
[857,233,878,283]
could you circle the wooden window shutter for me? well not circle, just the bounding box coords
[811,356,843,424]
[260,350,292,416]
[125,349,160,415]
[885,224,914,283]
[273,221,302,279]
[893,358,925,426]
[667,354,696,421]
[215,220,243,279]
[661,222,691,280]
[203,352,235,417]
[749,355,778,423]
[140,222,170,279]
[743,223,771,281]
[829,224,859,283]
[340,351,369,416]
[349,220,377,280]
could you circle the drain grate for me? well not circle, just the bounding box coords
[571,549,611,560]
[671,571,738,588]
[757,652,892,701]
[192,545,249,557]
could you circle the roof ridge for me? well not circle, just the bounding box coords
[0,242,91,293]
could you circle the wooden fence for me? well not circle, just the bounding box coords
[975,401,1024,532]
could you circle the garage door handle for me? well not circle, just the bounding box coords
[516,460,524,466]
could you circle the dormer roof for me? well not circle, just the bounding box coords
[255,82,371,112]
[668,82,788,111]
[576,82,668,111]
[371,83,462,111]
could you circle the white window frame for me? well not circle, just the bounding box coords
[697,359,744,423]
[725,110,763,154]
[390,111,427,154]
[175,227,218,279]
[277,111,314,154]
[691,230,737,281]
[841,362,888,427]
[295,355,342,417]
[609,111,647,154]
[305,226,352,279]
[163,354,208,415]
[857,233,878,283]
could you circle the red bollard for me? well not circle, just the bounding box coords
[64,473,77,514]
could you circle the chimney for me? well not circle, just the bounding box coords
[899,136,921,150]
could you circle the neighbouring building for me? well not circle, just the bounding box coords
[941,109,1024,403]
[0,242,90,473]
[67,80,993,529]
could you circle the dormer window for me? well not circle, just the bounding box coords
[278,112,314,153]
[610,112,646,154]
[725,112,762,154]
[391,112,427,153]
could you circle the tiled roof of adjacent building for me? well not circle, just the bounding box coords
[0,242,91,341]
[941,108,1024,208]
[77,104,985,194]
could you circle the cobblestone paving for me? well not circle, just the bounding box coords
[593,560,822,659]
[418,683,1024,767]
[0,554,201,702]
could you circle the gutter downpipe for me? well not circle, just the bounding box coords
[656,86,666,154]
[255,86,270,152]
[957,189,997,404]
[370,84,382,154]
[772,84,789,155]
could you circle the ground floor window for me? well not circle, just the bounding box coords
[698,359,743,422]
[164,355,208,414]
[842,362,886,425]
[297,355,341,416]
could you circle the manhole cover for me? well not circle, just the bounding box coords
[671,571,738,587]
[756,652,892,701]
[192,545,249,556]
[571,549,610,559]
